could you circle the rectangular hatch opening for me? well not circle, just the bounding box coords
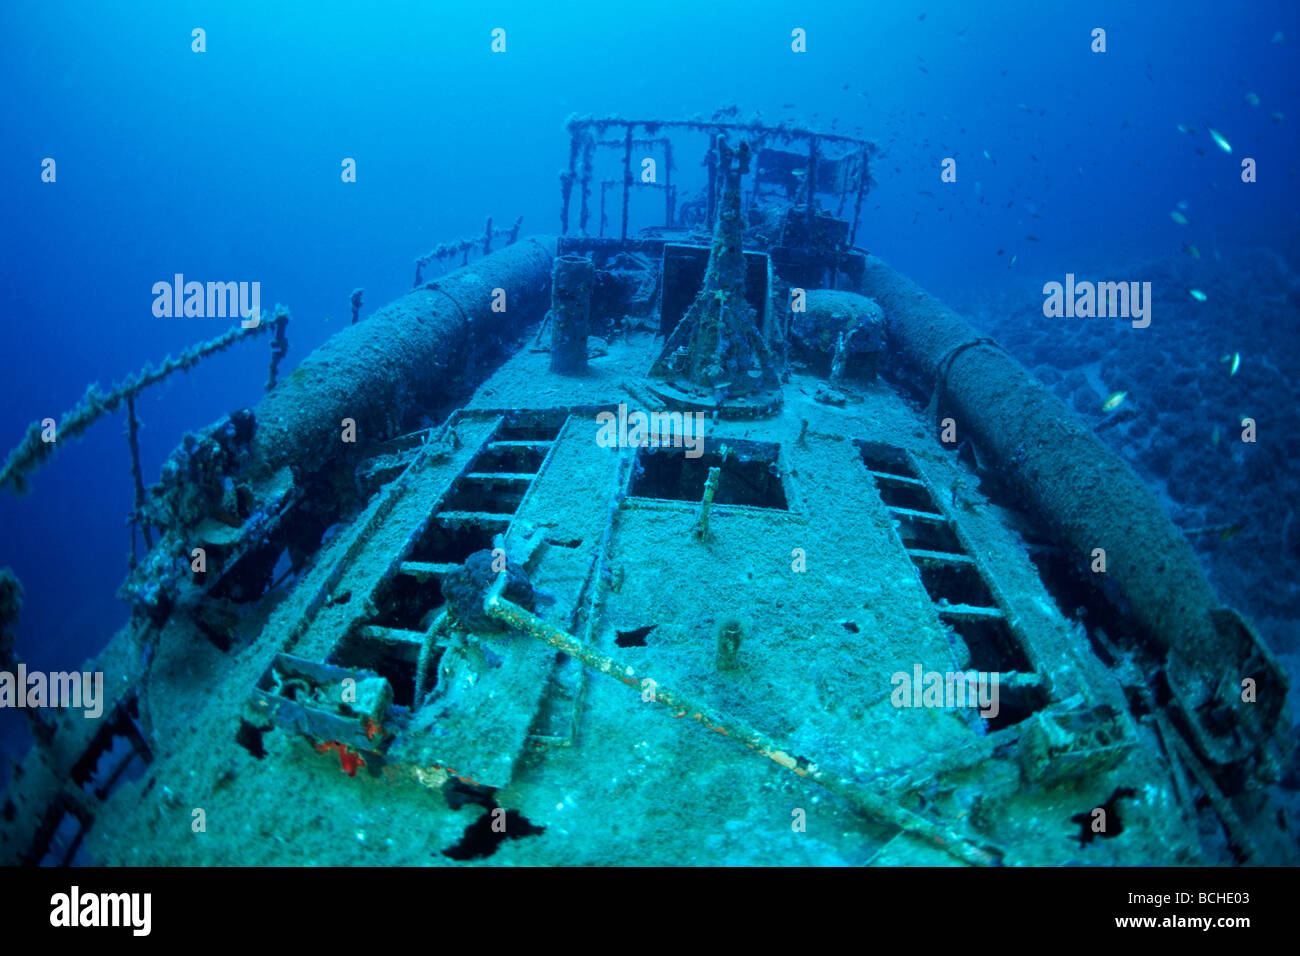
[630,438,788,510]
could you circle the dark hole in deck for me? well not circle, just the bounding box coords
[1070,786,1136,846]
[441,807,545,861]
[37,805,89,867]
[948,617,1033,676]
[474,444,547,473]
[410,523,498,565]
[857,440,913,478]
[236,720,268,759]
[69,701,152,802]
[79,733,148,802]
[630,439,788,510]
[894,513,964,554]
[615,625,656,647]
[918,562,997,608]
[371,574,444,631]
[495,421,563,442]
[330,638,418,709]
[858,442,961,550]
[946,618,1046,730]
[441,478,528,515]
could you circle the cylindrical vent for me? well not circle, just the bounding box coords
[549,254,594,375]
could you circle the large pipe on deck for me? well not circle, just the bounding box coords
[855,255,1287,770]
[251,236,558,478]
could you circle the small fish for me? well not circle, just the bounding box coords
[323,314,333,322]
[1245,92,1260,107]
[918,65,929,73]
[918,189,935,197]
[983,149,992,161]
[1102,391,1127,412]
[1230,352,1241,375]
[996,249,1004,256]
[1212,425,1221,447]
[1008,253,1017,268]
[1177,123,1191,133]
[1176,199,1188,210]
[1182,243,1201,258]
[1208,127,1232,153]
[1188,288,1207,301]
[1170,210,1189,225]
[1025,235,1040,242]
[1219,522,1245,541]
[1271,112,1284,123]
[1017,103,1032,112]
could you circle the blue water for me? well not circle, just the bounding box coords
[1,0,1297,766]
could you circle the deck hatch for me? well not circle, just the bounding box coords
[629,438,788,511]
[857,439,1047,726]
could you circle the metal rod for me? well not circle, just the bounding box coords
[482,579,1002,867]
[806,135,819,232]
[579,132,594,236]
[620,124,633,241]
[663,139,674,228]
[850,147,870,247]
[125,394,152,555]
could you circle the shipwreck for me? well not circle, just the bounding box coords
[0,113,1292,867]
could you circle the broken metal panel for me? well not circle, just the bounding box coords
[248,654,396,757]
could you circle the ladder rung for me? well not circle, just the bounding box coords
[356,625,426,648]
[889,505,948,524]
[399,561,460,580]
[435,511,512,529]
[936,603,1004,622]
[487,440,552,450]
[870,470,926,488]
[906,548,974,566]
[465,472,536,483]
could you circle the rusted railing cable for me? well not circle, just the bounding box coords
[482,575,1003,867]
[413,216,524,286]
[0,322,267,495]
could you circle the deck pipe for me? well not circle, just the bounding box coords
[548,254,594,375]
[854,255,1287,771]
[250,236,558,480]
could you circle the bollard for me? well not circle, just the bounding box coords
[549,254,594,375]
